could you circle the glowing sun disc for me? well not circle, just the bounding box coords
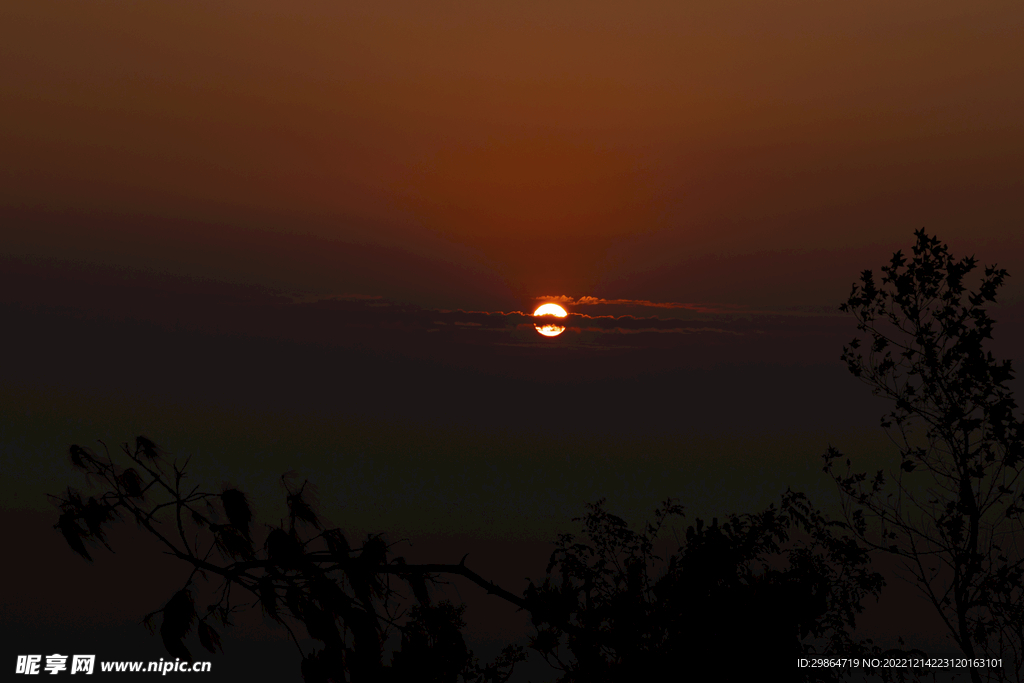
[533,303,568,317]
[533,302,568,336]
[535,324,566,337]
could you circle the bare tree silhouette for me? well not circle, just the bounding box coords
[824,229,1024,682]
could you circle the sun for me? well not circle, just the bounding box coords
[535,324,565,337]
[533,303,567,317]
[533,302,568,337]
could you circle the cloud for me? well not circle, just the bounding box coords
[536,295,577,305]
[566,315,750,334]
[265,295,845,350]
[581,326,743,335]
[535,295,748,314]
[535,295,845,317]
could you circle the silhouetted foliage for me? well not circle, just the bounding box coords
[523,492,886,682]
[54,436,892,681]
[825,230,1024,682]
[50,438,526,683]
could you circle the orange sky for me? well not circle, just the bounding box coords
[2,0,1023,305]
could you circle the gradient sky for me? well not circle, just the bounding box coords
[3,1,1024,678]
[3,0,1023,304]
